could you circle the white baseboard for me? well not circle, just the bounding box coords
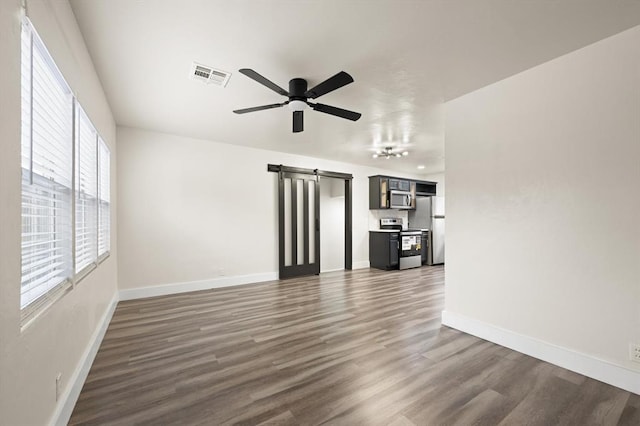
[352,260,370,270]
[50,294,119,426]
[323,261,369,272]
[321,268,345,273]
[441,310,640,395]
[119,266,374,301]
[119,272,279,301]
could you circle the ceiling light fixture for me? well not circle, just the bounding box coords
[287,100,307,111]
[417,165,425,170]
[372,146,409,159]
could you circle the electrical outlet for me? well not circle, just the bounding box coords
[630,343,640,363]
[55,373,62,401]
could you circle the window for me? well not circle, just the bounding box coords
[20,19,74,315]
[98,138,110,257]
[20,18,111,322]
[75,105,98,274]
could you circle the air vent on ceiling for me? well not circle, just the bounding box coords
[189,62,231,87]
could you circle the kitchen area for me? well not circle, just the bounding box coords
[368,175,444,271]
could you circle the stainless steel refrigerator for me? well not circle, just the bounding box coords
[430,196,445,265]
[408,197,432,230]
[408,196,444,265]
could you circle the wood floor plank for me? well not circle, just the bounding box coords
[69,266,638,425]
[441,389,511,426]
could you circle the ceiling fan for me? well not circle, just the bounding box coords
[233,69,362,133]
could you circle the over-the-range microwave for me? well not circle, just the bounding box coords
[389,190,413,209]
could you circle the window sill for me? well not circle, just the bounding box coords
[98,251,110,265]
[74,263,97,285]
[20,280,72,331]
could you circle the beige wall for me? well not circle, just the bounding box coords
[0,1,117,425]
[116,127,425,290]
[445,26,640,371]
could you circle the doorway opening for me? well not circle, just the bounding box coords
[319,176,345,272]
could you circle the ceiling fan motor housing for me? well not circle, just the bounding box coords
[288,79,308,112]
[288,79,308,131]
[289,78,308,100]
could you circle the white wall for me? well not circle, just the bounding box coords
[445,24,640,381]
[117,127,425,291]
[0,1,118,424]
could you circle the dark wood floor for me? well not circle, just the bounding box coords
[70,266,639,425]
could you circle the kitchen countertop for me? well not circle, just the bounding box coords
[369,228,430,233]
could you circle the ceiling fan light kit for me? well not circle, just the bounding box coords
[233,69,361,133]
[288,100,307,111]
[373,147,409,159]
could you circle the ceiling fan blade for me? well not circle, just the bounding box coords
[239,69,289,96]
[233,102,287,114]
[304,71,354,99]
[293,111,303,133]
[309,103,361,121]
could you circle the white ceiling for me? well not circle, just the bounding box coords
[69,0,640,175]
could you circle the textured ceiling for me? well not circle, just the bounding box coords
[69,0,640,175]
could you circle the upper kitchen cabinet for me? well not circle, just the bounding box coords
[369,176,390,209]
[369,175,437,210]
[410,181,417,209]
[388,178,410,192]
[415,181,437,197]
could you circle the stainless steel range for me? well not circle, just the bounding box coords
[398,230,422,269]
[379,218,423,270]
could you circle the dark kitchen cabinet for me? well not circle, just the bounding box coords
[369,176,390,209]
[369,175,436,210]
[369,231,399,270]
[421,231,429,264]
[415,181,437,197]
[410,181,417,209]
[388,178,410,191]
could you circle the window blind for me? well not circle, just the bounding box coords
[20,20,74,314]
[75,105,98,273]
[98,138,110,256]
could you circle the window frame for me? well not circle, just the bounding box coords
[74,103,99,277]
[97,137,111,262]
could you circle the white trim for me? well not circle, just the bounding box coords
[352,260,370,270]
[441,310,640,395]
[119,272,279,301]
[50,294,119,426]
[320,268,346,273]
[321,261,370,273]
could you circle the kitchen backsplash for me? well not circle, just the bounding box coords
[368,209,409,230]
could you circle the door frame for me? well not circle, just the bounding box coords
[268,164,353,277]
